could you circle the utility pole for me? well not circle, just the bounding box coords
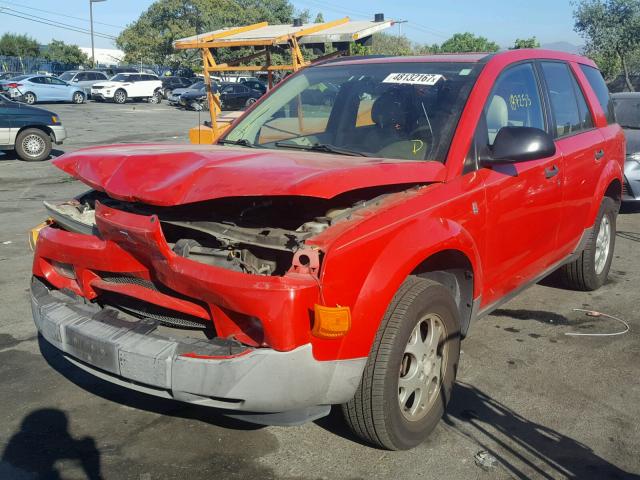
[89,0,106,67]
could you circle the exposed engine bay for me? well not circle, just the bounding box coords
[45,184,420,276]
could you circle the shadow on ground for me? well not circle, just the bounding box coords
[443,383,638,480]
[1,409,103,480]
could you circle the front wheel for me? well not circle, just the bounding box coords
[72,91,85,104]
[15,128,52,161]
[343,276,461,450]
[113,89,127,104]
[558,197,617,290]
[149,91,162,104]
[245,97,257,108]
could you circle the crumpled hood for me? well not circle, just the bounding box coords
[53,144,446,206]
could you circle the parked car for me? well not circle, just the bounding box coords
[94,67,137,78]
[0,74,86,105]
[612,92,640,202]
[218,82,262,109]
[30,50,623,451]
[167,80,204,105]
[240,78,267,95]
[91,73,163,104]
[58,70,110,97]
[160,76,195,99]
[178,85,208,110]
[223,75,259,83]
[0,93,66,161]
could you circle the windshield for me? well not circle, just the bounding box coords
[223,62,483,161]
[189,80,204,89]
[613,96,640,129]
[59,72,75,81]
[110,74,131,82]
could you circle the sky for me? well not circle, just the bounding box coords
[0,0,584,50]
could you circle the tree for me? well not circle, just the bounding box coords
[43,40,90,66]
[370,33,414,56]
[439,32,500,53]
[116,0,295,67]
[574,0,640,91]
[0,33,40,57]
[314,12,324,23]
[512,37,540,49]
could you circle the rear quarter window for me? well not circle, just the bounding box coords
[579,65,615,124]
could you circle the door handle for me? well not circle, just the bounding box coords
[595,149,605,160]
[545,165,559,179]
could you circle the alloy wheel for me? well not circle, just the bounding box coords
[21,134,46,157]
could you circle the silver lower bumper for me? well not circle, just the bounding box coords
[31,277,365,423]
[624,159,640,201]
[49,125,67,144]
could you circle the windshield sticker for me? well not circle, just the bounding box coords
[382,73,444,86]
[459,68,472,76]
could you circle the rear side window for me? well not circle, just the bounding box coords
[484,63,545,144]
[579,64,615,124]
[540,62,590,137]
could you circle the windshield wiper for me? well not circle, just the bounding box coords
[218,138,256,148]
[274,142,370,157]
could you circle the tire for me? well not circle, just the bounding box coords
[113,89,127,104]
[22,92,37,105]
[245,97,257,107]
[15,128,52,162]
[343,276,461,450]
[149,91,162,104]
[72,91,85,104]
[164,89,172,99]
[558,197,617,291]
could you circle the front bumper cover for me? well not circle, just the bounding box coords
[49,125,66,144]
[31,277,365,423]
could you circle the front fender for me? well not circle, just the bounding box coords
[312,215,482,361]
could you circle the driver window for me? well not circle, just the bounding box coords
[484,63,544,145]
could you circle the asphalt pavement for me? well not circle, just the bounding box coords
[0,101,638,479]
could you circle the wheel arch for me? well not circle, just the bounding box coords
[587,160,623,226]
[16,124,54,142]
[411,249,476,336]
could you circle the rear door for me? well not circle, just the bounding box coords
[27,77,50,100]
[126,75,142,96]
[538,61,606,255]
[479,62,565,305]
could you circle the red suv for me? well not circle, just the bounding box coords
[30,50,623,450]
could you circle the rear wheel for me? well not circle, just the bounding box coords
[113,89,127,104]
[558,197,617,290]
[15,128,51,161]
[149,91,162,104]
[343,276,461,450]
[245,97,257,107]
[22,92,37,105]
[72,91,85,104]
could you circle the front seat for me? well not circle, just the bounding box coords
[486,95,508,144]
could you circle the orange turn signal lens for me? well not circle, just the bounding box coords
[312,304,351,339]
[28,220,51,251]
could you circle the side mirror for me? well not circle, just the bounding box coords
[482,126,556,165]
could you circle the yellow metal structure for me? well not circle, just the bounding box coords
[174,17,394,144]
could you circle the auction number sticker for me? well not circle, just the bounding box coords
[382,73,444,85]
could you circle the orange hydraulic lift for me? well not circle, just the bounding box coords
[173,15,394,144]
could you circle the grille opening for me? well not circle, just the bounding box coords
[97,291,214,333]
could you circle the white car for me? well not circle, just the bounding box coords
[91,73,162,104]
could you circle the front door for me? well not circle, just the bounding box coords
[0,96,11,144]
[479,62,564,306]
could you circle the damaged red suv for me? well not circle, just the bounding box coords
[31,50,623,450]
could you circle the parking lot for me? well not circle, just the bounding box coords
[1,101,639,479]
